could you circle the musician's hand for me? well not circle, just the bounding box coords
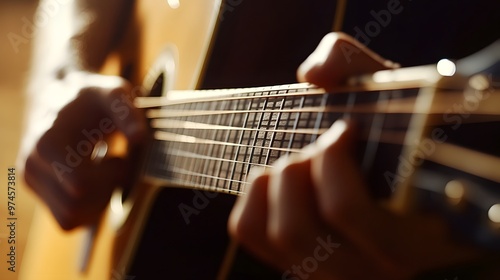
[21,72,147,230]
[228,33,480,279]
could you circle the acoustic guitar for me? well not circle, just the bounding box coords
[20,0,500,279]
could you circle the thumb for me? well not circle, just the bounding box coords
[297,32,399,90]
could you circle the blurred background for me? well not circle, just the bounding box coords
[0,1,38,279]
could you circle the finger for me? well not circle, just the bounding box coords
[101,83,148,146]
[311,119,379,247]
[28,139,127,229]
[311,120,372,213]
[310,120,412,276]
[297,32,399,90]
[267,154,397,279]
[267,156,330,260]
[24,152,84,229]
[35,125,100,197]
[229,172,290,269]
[69,80,147,146]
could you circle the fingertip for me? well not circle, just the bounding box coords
[296,32,340,85]
[297,32,398,89]
[229,173,269,242]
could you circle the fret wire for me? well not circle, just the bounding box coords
[241,92,265,189]
[286,96,306,155]
[242,97,268,189]
[212,100,237,192]
[228,98,254,192]
[280,96,294,157]
[188,101,206,186]
[257,95,274,167]
[135,84,321,108]
[263,97,285,167]
[198,101,218,186]
[301,97,316,148]
[237,97,259,191]
[209,101,227,188]
[182,100,198,183]
[170,102,188,182]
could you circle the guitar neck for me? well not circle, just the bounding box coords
[135,53,500,200]
[138,81,427,197]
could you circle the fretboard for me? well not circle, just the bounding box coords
[138,83,420,196]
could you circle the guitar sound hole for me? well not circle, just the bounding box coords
[149,74,164,97]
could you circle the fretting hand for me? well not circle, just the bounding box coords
[228,33,483,279]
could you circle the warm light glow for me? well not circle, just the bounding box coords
[109,189,133,230]
[110,190,124,215]
[90,140,108,162]
[444,180,465,200]
[167,0,180,9]
[468,74,490,91]
[437,59,456,76]
[488,204,500,224]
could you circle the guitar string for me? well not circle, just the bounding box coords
[136,88,415,110]
[146,104,500,119]
[134,86,322,108]
[173,150,272,169]
[164,177,247,195]
[153,129,407,151]
[135,87,475,111]
[154,131,302,153]
[151,120,329,135]
[147,87,498,189]
[145,102,418,118]
[168,165,250,187]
